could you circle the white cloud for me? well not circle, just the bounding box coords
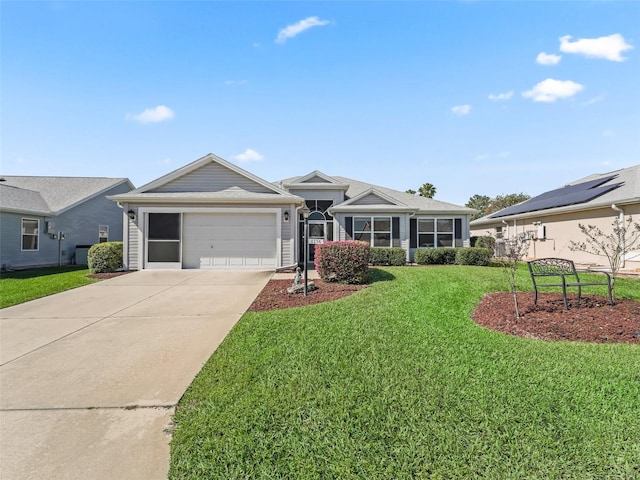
[276,16,330,44]
[451,104,471,116]
[488,91,513,101]
[559,34,633,62]
[225,80,248,86]
[498,151,510,159]
[234,148,264,163]
[522,78,584,103]
[474,153,490,161]
[127,105,174,124]
[603,129,615,137]
[536,52,562,65]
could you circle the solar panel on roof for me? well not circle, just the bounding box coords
[489,175,622,218]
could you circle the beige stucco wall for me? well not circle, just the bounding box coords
[471,204,640,271]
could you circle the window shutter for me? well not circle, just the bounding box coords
[345,217,353,240]
[392,217,400,247]
[410,218,417,248]
[455,218,462,239]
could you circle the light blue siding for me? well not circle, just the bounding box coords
[0,182,130,269]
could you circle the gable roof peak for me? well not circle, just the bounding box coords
[133,153,293,197]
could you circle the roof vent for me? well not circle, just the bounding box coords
[0,178,6,182]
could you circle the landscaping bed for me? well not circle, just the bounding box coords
[248,279,366,312]
[250,276,640,344]
[473,292,640,344]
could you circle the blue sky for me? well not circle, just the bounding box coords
[2,1,638,205]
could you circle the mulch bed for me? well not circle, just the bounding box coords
[249,279,639,344]
[473,292,640,344]
[247,279,367,312]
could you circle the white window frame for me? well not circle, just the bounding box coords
[21,218,40,251]
[417,218,455,248]
[99,225,109,243]
[354,216,392,247]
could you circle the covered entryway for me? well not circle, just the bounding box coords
[182,212,277,269]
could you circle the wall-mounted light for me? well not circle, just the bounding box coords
[127,209,136,221]
[283,210,290,222]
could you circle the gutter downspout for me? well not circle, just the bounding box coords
[611,204,625,268]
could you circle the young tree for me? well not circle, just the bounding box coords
[496,235,530,318]
[569,215,640,300]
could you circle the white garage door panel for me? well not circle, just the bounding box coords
[183,213,277,269]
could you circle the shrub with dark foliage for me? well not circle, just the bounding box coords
[88,242,123,274]
[315,241,370,284]
[369,247,406,266]
[455,247,492,266]
[414,247,457,265]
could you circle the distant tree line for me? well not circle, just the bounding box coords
[465,193,530,220]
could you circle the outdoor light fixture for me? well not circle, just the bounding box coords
[283,210,290,222]
[127,209,136,221]
[301,205,311,296]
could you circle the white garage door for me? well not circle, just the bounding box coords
[183,213,277,269]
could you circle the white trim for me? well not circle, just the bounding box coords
[137,206,282,269]
[339,188,408,208]
[20,217,40,252]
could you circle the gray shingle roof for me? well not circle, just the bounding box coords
[276,174,476,214]
[0,176,132,214]
[0,184,50,214]
[109,188,303,204]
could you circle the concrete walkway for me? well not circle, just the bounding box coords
[0,270,272,480]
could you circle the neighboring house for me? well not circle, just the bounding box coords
[0,176,134,269]
[470,165,640,270]
[108,153,475,270]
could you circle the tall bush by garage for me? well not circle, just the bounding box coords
[314,241,370,284]
[455,247,492,266]
[369,247,406,266]
[88,242,123,274]
[414,247,457,265]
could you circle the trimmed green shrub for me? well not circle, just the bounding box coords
[475,235,496,252]
[369,247,406,266]
[455,247,492,266]
[414,247,457,265]
[315,241,370,284]
[88,242,123,274]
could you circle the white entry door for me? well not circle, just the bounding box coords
[182,213,277,269]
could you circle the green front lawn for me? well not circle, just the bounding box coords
[170,266,640,479]
[0,266,98,308]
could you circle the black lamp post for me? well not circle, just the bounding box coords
[301,205,311,296]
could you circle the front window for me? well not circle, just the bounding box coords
[418,218,454,248]
[22,218,39,251]
[354,216,391,247]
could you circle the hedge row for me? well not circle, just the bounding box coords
[414,247,492,266]
[369,247,406,266]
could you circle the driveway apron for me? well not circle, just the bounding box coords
[0,270,271,480]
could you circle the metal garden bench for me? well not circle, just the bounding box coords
[527,258,613,309]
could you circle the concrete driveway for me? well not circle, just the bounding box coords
[0,270,272,480]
